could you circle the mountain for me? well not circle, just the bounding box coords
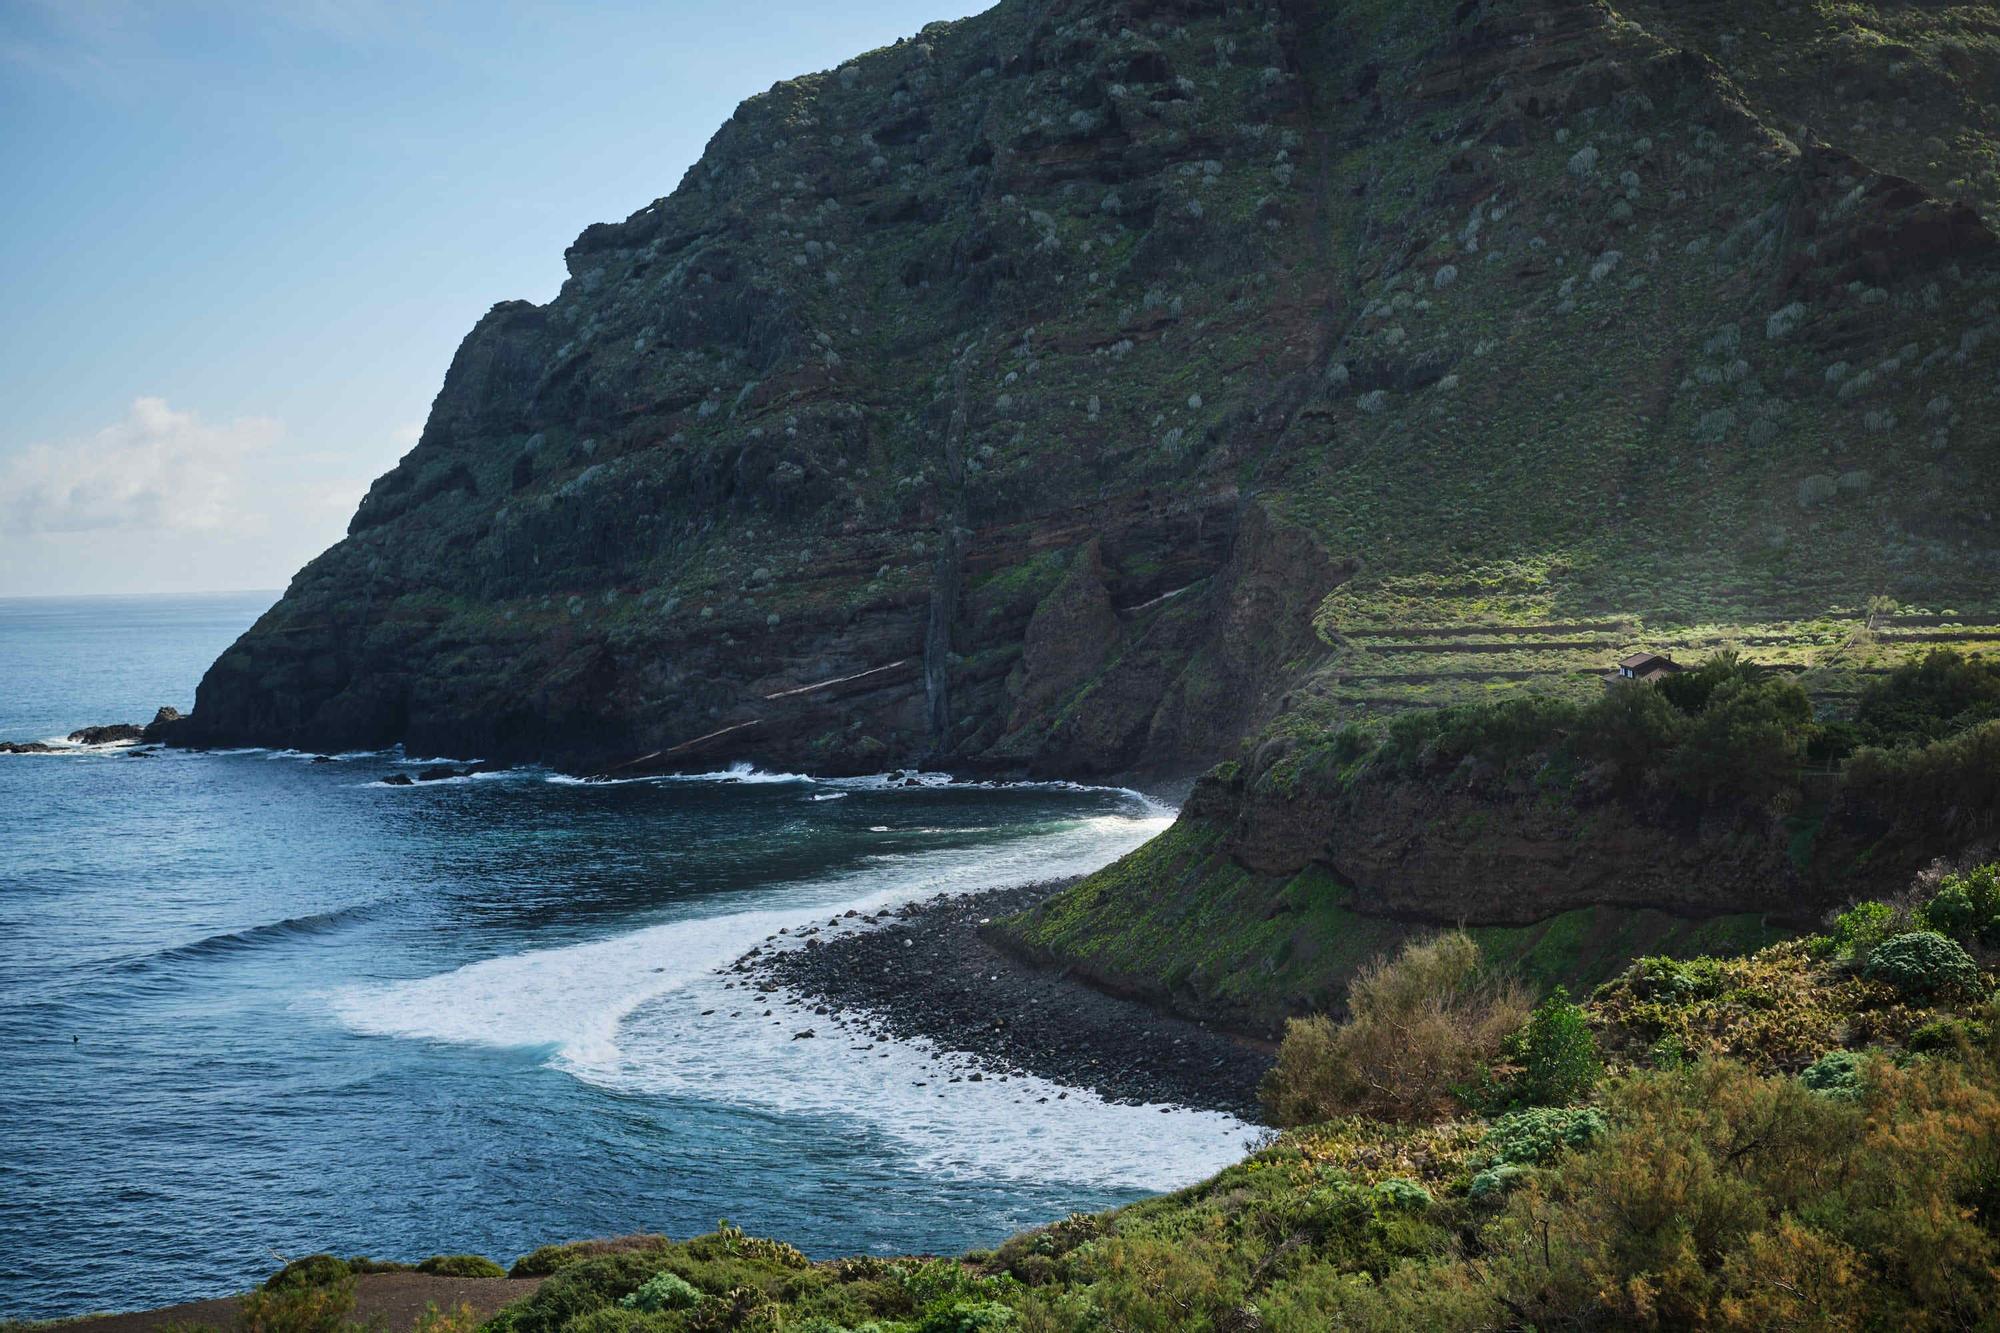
[181,0,2000,786]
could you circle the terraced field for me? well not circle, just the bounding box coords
[1297,564,2000,723]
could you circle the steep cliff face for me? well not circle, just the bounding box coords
[186,0,2000,781]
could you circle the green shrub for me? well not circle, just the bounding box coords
[264,1256,352,1291]
[1468,1163,1531,1200]
[1628,956,1726,1003]
[238,1277,360,1333]
[346,1257,413,1276]
[416,1255,506,1278]
[1918,864,2000,947]
[914,1300,1018,1332]
[1906,1016,1992,1054]
[1864,931,1980,998]
[619,1272,701,1313]
[509,1236,673,1279]
[1826,900,1905,961]
[1371,1178,1434,1211]
[1480,1107,1608,1169]
[1506,987,1602,1106]
[496,1253,675,1333]
[1799,1049,1868,1099]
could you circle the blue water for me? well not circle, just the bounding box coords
[0,593,1247,1320]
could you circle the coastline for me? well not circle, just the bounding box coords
[732,878,1273,1122]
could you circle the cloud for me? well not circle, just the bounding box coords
[0,396,281,534]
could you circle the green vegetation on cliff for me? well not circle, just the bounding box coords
[1007,650,2000,1032]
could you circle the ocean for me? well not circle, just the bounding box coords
[0,592,1250,1319]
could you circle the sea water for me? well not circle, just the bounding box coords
[0,593,1252,1319]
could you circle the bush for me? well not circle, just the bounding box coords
[1480,1107,1608,1169]
[510,1236,673,1279]
[1906,1016,1992,1054]
[1628,955,1727,1003]
[238,1277,360,1333]
[914,1300,1018,1332]
[1864,931,1980,998]
[1799,1049,1868,1099]
[496,1253,677,1333]
[416,1255,506,1279]
[1826,900,1904,961]
[1918,863,2000,947]
[619,1272,701,1313]
[1505,987,1601,1106]
[1262,932,1530,1124]
[1371,1178,1434,1211]
[264,1256,352,1291]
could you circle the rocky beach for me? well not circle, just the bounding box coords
[730,880,1272,1121]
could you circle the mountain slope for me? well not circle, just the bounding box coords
[185,0,2000,781]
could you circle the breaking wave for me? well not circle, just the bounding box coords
[326,798,1251,1190]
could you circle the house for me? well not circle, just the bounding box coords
[1604,651,1686,686]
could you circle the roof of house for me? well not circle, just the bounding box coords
[1619,651,1674,669]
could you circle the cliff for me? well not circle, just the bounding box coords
[180,0,2000,785]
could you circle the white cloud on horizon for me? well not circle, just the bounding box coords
[1,396,282,535]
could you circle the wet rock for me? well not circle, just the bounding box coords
[381,773,415,786]
[67,723,143,745]
[141,706,186,741]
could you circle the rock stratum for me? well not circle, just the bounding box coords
[182,0,2000,786]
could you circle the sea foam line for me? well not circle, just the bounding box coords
[325,799,1249,1189]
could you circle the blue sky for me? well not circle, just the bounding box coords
[0,1,987,596]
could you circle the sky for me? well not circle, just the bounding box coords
[0,0,988,597]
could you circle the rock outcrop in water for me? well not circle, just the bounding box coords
[181,0,2000,784]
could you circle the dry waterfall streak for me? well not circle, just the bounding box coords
[327,793,1255,1191]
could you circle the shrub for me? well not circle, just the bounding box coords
[1864,931,1980,998]
[1800,1049,1868,1099]
[1468,1163,1531,1200]
[619,1272,701,1313]
[1918,863,2000,947]
[1505,987,1601,1106]
[1480,1107,1608,1169]
[495,1253,677,1333]
[1628,955,1726,1003]
[509,1235,673,1278]
[345,1258,412,1276]
[416,1255,506,1279]
[238,1277,360,1333]
[914,1300,1018,1332]
[1261,932,1530,1123]
[264,1256,351,1291]
[1906,1016,1991,1054]
[1472,1056,2000,1329]
[1827,900,1903,961]
[1371,1178,1434,1211]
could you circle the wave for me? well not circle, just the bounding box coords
[105,902,385,975]
[538,762,1174,816]
[324,802,1244,1191]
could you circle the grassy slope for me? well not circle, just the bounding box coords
[1003,821,1782,1036]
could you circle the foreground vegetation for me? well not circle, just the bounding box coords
[190,859,2000,1332]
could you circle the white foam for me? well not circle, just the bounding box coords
[326,799,1247,1190]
